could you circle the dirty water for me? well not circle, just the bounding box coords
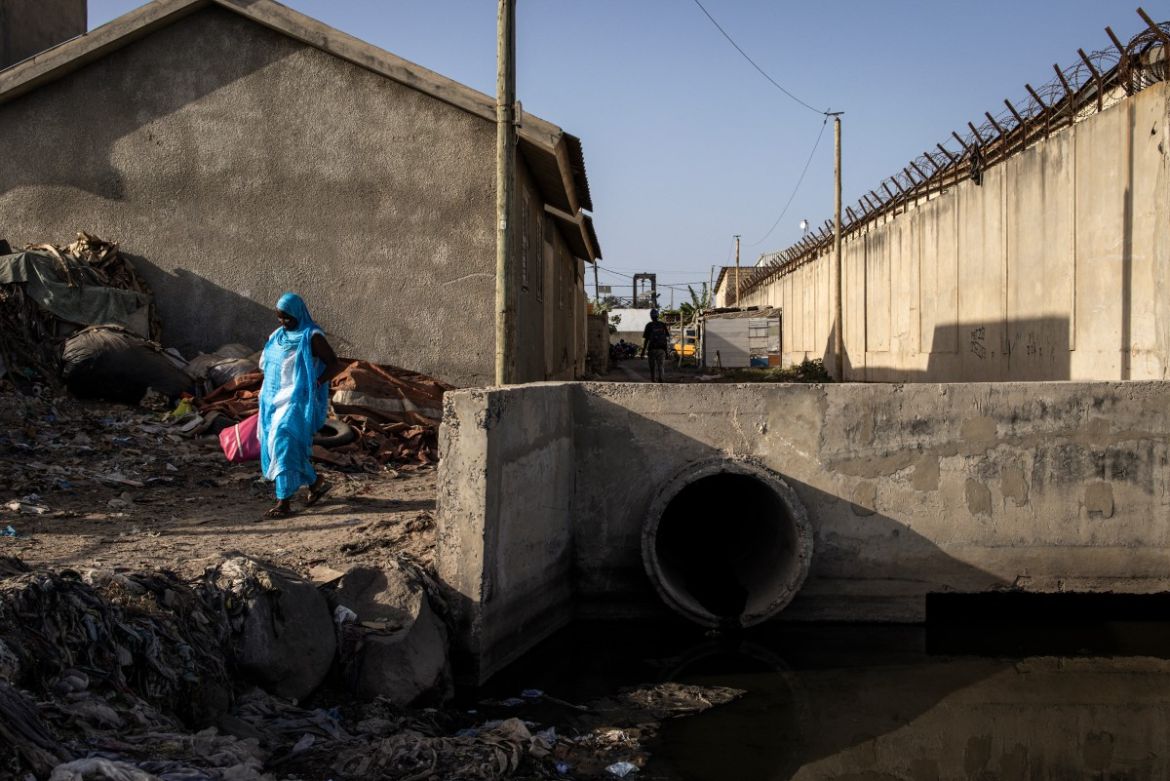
[486,616,1170,780]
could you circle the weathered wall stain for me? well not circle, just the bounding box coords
[961,416,999,449]
[1084,482,1116,518]
[1000,465,1030,507]
[850,482,877,516]
[965,479,993,516]
[912,456,941,492]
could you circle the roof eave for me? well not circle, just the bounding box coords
[0,0,210,104]
[0,0,597,241]
[545,205,599,262]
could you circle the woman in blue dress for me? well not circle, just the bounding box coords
[258,292,342,518]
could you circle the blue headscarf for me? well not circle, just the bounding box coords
[258,293,330,486]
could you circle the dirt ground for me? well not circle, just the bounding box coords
[1,391,437,581]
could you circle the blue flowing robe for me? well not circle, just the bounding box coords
[258,293,329,500]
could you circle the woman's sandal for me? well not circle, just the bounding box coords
[263,503,293,519]
[304,480,332,508]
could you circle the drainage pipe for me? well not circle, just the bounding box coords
[642,459,813,627]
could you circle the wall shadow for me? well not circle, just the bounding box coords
[128,254,277,356]
[825,316,1072,382]
[571,388,1005,624]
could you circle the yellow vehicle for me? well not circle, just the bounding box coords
[672,327,697,357]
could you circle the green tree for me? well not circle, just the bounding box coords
[678,283,711,323]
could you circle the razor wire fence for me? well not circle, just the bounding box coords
[742,10,1170,296]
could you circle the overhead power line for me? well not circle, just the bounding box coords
[691,0,829,116]
[747,116,828,248]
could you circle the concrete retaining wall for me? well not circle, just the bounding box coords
[436,384,576,682]
[741,80,1170,382]
[438,380,1170,680]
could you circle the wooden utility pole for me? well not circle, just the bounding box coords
[831,113,844,381]
[593,261,600,303]
[734,234,741,306]
[494,0,517,385]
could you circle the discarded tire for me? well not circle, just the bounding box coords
[642,458,813,628]
[314,418,356,449]
[62,325,191,403]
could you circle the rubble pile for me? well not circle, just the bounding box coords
[0,556,742,780]
[196,359,452,469]
[0,234,160,387]
[0,384,229,507]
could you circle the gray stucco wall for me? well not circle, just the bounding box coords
[0,7,513,386]
[0,0,86,68]
[436,384,575,682]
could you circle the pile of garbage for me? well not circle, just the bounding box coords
[1,233,452,469]
[0,557,743,780]
[0,234,160,388]
[195,358,451,468]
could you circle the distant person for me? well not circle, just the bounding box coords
[641,309,670,383]
[258,292,343,518]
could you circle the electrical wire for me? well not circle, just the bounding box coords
[691,0,828,116]
[746,116,828,248]
[595,266,710,292]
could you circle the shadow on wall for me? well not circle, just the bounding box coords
[571,390,1006,626]
[128,254,277,356]
[834,316,1071,382]
[0,7,294,200]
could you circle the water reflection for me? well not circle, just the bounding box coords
[489,621,1170,780]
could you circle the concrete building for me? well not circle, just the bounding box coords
[711,265,740,308]
[0,0,86,69]
[738,42,1168,382]
[0,0,601,387]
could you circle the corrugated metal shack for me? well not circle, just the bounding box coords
[700,307,781,368]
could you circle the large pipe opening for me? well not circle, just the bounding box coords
[643,461,812,627]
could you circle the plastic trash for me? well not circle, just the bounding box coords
[333,605,358,625]
[607,761,639,777]
[2,526,16,537]
[500,697,524,707]
[521,688,544,699]
[556,761,572,776]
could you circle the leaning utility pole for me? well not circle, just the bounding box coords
[494,0,517,385]
[831,113,844,381]
[593,261,600,303]
[734,234,741,306]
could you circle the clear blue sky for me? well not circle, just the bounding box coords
[89,0,1164,301]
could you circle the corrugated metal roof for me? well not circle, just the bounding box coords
[583,214,601,261]
[701,306,780,321]
[563,133,593,213]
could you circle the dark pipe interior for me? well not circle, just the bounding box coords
[654,472,797,621]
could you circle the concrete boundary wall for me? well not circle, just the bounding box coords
[740,81,1170,382]
[436,385,576,682]
[438,381,1170,682]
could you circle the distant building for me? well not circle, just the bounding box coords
[711,266,741,308]
[0,0,601,387]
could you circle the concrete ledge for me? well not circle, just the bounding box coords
[437,381,1170,681]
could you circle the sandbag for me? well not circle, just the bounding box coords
[62,325,191,403]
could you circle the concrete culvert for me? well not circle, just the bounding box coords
[642,460,813,628]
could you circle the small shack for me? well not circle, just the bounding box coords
[701,307,781,368]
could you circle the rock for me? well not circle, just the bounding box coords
[332,560,452,705]
[211,556,336,701]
